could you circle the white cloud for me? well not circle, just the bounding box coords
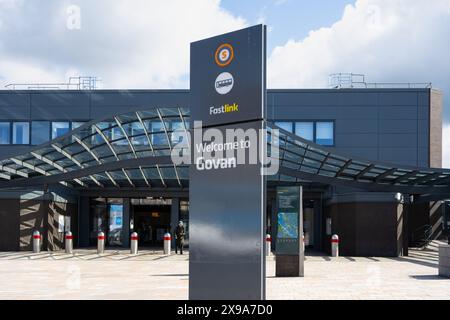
[267,0,450,167]
[0,0,246,89]
[268,0,450,89]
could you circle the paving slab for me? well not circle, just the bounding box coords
[0,248,448,300]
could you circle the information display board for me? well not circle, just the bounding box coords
[275,186,304,277]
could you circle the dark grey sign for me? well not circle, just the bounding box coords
[190,25,266,128]
[189,121,266,300]
[189,25,267,300]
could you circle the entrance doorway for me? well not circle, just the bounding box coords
[131,198,171,247]
[89,198,124,247]
[304,200,315,249]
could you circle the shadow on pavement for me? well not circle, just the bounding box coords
[410,275,448,280]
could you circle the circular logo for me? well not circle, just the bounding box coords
[215,72,234,95]
[215,43,234,67]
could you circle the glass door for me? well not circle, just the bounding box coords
[89,198,124,247]
[89,198,107,246]
[107,199,123,247]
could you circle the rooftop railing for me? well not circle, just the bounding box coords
[4,76,100,90]
[329,73,432,89]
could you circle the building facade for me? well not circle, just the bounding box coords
[0,88,445,256]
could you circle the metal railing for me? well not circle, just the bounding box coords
[329,73,432,89]
[5,76,100,90]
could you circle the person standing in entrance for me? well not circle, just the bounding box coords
[175,221,185,254]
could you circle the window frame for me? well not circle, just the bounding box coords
[275,119,335,147]
[12,121,31,145]
[51,121,71,140]
[0,121,11,145]
[31,120,51,146]
[315,121,335,147]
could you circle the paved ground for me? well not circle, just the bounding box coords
[0,242,448,300]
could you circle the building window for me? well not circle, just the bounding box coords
[130,122,147,146]
[316,122,334,146]
[13,122,30,145]
[295,122,314,141]
[171,121,185,145]
[31,121,50,145]
[72,122,86,130]
[275,120,335,146]
[0,122,11,145]
[151,121,167,146]
[274,122,293,133]
[52,122,70,139]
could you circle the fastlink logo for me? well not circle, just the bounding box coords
[209,103,239,115]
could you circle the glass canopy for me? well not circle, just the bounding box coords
[0,107,449,196]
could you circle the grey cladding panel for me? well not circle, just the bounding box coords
[418,134,429,149]
[379,119,417,134]
[273,106,378,120]
[0,106,29,119]
[378,106,418,120]
[90,106,138,119]
[418,149,429,167]
[418,106,429,120]
[335,119,378,134]
[31,105,90,120]
[335,147,379,160]
[31,92,90,107]
[31,92,90,120]
[0,92,29,107]
[91,91,189,107]
[418,91,430,106]
[378,134,418,148]
[335,134,378,148]
[418,119,429,134]
[379,148,418,165]
[378,92,418,106]
[273,92,338,106]
[337,92,378,106]
[0,93,30,119]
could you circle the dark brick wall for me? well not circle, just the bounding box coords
[0,199,20,251]
[0,197,78,251]
[325,202,403,257]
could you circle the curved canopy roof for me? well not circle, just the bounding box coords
[0,107,190,189]
[0,107,449,196]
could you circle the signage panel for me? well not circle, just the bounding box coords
[190,25,266,128]
[189,25,267,300]
[189,121,266,299]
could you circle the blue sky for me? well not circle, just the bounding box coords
[221,0,355,52]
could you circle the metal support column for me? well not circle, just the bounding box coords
[170,198,180,249]
[122,198,131,248]
[78,196,90,247]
